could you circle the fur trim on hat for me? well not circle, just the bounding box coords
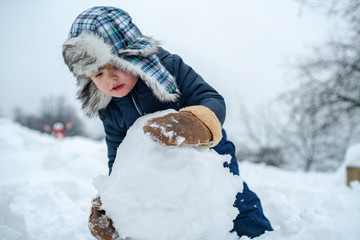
[63,33,179,117]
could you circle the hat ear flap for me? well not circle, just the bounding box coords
[77,77,112,117]
[62,33,114,117]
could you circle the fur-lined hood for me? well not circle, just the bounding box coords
[62,6,178,117]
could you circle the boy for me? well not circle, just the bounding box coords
[63,6,272,240]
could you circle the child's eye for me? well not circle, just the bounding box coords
[95,72,103,77]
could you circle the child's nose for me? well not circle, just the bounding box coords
[107,72,118,82]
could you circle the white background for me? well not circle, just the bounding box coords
[0,0,342,137]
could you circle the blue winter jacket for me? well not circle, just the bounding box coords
[99,48,272,238]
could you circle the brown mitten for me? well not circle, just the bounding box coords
[88,196,120,240]
[143,112,212,146]
[143,106,223,147]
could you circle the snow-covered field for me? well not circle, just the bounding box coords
[1,117,359,240]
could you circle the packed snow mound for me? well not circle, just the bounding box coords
[94,110,243,240]
[344,143,360,167]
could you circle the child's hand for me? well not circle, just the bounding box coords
[89,196,120,240]
[143,112,213,146]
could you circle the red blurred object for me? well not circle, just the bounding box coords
[43,121,73,139]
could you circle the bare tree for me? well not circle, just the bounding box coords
[296,0,360,24]
[235,102,285,167]
[279,0,360,171]
[280,89,356,171]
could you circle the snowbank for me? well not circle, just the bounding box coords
[344,143,360,167]
[93,110,243,240]
[0,118,107,240]
[239,161,360,240]
[1,117,360,240]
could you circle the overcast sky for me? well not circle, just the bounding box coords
[0,0,340,135]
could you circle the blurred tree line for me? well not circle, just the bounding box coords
[14,95,88,137]
[236,0,360,171]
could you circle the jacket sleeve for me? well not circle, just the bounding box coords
[158,48,226,125]
[101,117,126,174]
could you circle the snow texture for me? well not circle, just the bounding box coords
[93,110,243,240]
[0,117,360,240]
[344,143,360,167]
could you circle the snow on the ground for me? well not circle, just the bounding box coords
[0,117,360,240]
[0,118,107,240]
[239,161,360,240]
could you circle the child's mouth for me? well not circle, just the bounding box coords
[112,84,124,91]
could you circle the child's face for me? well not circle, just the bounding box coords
[90,65,138,98]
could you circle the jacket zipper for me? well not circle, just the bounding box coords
[130,93,144,116]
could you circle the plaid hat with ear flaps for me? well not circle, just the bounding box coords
[63,6,179,117]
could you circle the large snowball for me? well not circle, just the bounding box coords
[93,110,243,240]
